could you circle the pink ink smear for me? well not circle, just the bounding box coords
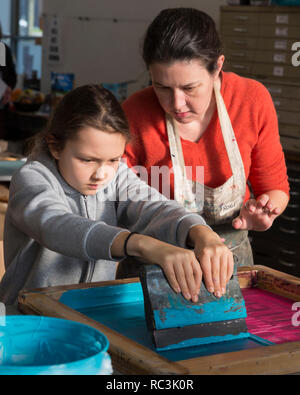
[242,288,300,344]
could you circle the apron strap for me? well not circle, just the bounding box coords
[166,79,246,208]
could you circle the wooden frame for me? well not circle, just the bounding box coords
[18,265,300,375]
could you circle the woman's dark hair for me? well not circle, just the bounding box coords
[29,84,130,157]
[143,8,223,74]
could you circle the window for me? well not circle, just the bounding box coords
[0,0,12,47]
[0,0,43,79]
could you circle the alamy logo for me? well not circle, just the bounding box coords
[291,42,300,67]
[292,302,300,327]
[0,42,6,66]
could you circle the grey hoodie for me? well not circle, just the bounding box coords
[0,153,207,304]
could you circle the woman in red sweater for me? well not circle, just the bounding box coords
[122,8,289,278]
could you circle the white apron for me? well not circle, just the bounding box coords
[166,81,253,266]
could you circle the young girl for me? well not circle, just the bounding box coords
[0,85,233,305]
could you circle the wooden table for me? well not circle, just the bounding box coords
[18,265,300,375]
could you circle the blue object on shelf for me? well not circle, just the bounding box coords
[271,0,300,5]
[0,315,111,375]
[0,160,25,180]
[51,72,75,94]
[102,82,129,102]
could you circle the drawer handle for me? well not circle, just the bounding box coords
[279,248,296,255]
[235,16,249,21]
[288,203,299,209]
[233,40,246,45]
[268,87,282,94]
[232,64,246,69]
[289,176,300,183]
[233,28,248,32]
[281,214,299,222]
[231,52,246,57]
[290,191,300,196]
[279,226,297,234]
[278,259,296,268]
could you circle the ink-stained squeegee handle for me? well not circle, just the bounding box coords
[139,256,247,333]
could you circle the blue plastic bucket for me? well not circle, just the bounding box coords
[0,316,112,375]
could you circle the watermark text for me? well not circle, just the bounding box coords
[292,302,300,327]
[291,42,300,67]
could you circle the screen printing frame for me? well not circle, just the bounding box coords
[18,265,300,375]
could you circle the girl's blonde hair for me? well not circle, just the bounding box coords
[29,84,130,158]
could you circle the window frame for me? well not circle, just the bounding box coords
[1,0,43,75]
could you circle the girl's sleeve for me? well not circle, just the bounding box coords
[8,165,127,262]
[248,85,290,198]
[115,163,209,248]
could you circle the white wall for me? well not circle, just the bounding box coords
[42,0,225,93]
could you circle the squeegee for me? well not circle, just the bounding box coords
[139,259,248,351]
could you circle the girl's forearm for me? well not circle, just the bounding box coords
[110,231,151,259]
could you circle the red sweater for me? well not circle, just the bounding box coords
[123,72,289,202]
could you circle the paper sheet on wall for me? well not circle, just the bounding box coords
[47,15,62,65]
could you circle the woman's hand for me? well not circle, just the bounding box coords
[188,225,234,298]
[232,193,282,231]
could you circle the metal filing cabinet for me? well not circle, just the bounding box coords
[249,162,300,277]
[221,6,300,276]
[221,5,300,81]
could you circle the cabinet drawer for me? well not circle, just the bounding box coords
[259,12,300,26]
[281,136,300,154]
[288,171,300,190]
[251,234,300,276]
[263,82,300,99]
[260,25,300,38]
[251,233,299,252]
[273,97,300,112]
[250,223,299,246]
[279,124,300,139]
[252,251,299,277]
[221,24,260,37]
[283,203,300,220]
[222,12,260,25]
[277,215,300,233]
[227,49,294,65]
[252,63,300,80]
[289,190,300,203]
[255,50,292,64]
[225,49,256,62]
[223,36,257,49]
[257,37,296,51]
[278,111,300,126]
[252,236,300,259]
[224,61,252,75]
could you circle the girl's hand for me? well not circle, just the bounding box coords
[232,194,281,232]
[154,244,202,303]
[112,228,233,302]
[136,236,202,303]
[188,226,234,298]
[113,232,202,302]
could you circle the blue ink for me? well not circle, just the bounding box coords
[59,283,274,362]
